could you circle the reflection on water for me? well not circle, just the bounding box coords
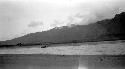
[79,55,125,69]
[0,55,79,69]
[0,55,125,69]
[78,66,88,69]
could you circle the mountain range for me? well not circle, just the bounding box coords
[1,12,125,46]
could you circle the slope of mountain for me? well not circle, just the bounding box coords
[1,12,125,45]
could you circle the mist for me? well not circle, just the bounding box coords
[0,0,125,41]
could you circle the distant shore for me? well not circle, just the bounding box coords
[0,40,125,55]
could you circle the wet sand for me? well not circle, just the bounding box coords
[0,55,125,69]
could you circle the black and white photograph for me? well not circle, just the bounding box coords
[0,0,125,69]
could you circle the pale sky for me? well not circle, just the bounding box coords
[0,0,125,41]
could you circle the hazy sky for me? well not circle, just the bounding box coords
[0,0,125,41]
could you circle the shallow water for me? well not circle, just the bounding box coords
[0,55,125,69]
[79,55,125,69]
[0,55,79,69]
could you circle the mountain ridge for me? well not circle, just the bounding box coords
[1,12,125,45]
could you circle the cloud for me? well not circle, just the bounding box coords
[28,21,43,28]
[51,0,125,27]
[50,12,99,27]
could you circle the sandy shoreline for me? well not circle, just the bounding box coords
[0,41,125,55]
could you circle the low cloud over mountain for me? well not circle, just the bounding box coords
[28,21,43,28]
[1,0,125,41]
[1,12,125,45]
